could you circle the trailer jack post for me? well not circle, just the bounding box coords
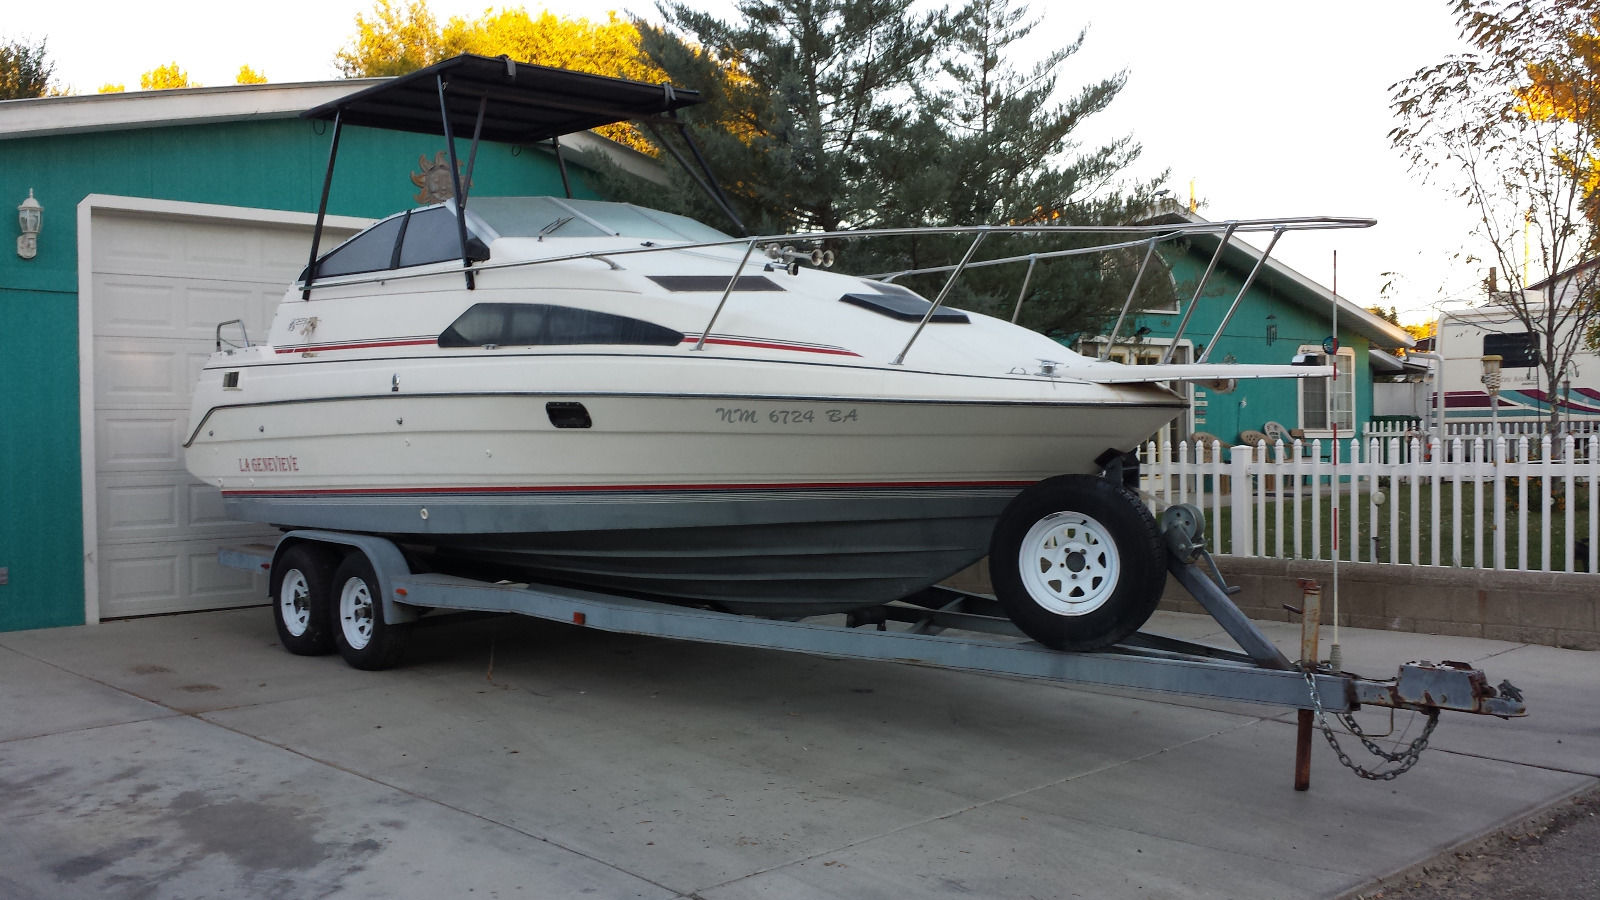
[1294,579,1322,792]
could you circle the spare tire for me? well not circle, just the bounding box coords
[989,475,1165,651]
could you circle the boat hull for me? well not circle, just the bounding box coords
[333,487,1012,615]
[190,388,1183,613]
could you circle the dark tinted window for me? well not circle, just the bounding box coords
[439,303,684,348]
[839,291,969,323]
[1483,332,1539,368]
[313,216,404,278]
[400,207,466,267]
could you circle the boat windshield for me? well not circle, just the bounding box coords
[468,197,733,244]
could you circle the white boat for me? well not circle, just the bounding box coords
[185,55,1364,651]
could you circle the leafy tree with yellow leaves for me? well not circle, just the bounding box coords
[439,9,658,82]
[1392,0,1600,434]
[335,1,662,148]
[336,0,443,78]
[140,62,195,90]
[236,65,267,85]
[98,83,125,94]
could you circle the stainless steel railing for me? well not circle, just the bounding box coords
[291,215,1375,366]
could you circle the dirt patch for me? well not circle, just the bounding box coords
[1353,783,1600,899]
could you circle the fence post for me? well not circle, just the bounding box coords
[1230,446,1252,555]
[1493,436,1507,570]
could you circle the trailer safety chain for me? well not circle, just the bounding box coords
[1303,670,1440,781]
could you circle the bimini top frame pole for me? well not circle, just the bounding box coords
[301,110,343,300]
[436,75,480,290]
[296,54,707,294]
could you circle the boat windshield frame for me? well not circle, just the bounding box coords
[468,197,735,243]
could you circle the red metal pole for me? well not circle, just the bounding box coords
[1294,578,1322,791]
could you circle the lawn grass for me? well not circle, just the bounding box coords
[1189,478,1595,571]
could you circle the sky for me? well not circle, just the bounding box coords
[8,0,1486,324]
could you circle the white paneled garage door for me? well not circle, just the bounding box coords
[86,200,362,620]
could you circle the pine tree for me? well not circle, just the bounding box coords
[630,0,945,236]
[618,0,1166,336]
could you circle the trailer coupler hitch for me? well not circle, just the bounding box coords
[1351,660,1526,719]
[1303,661,1524,781]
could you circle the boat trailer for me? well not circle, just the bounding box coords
[219,511,1524,790]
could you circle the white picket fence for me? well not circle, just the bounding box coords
[1138,432,1599,573]
[1365,418,1600,462]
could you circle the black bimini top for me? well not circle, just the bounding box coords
[300,53,703,143]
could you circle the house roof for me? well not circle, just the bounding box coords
[1369,347,1428,375]
[0,80,382,140]
[1145,206,1415,349]
[1527,255,1600,292]
[0,72,668,183]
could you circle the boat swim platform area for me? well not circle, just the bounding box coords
[1,604,1593,899]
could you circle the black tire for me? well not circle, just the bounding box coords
[271,543,338,656]
[331,551,410,670]
[989,475,1165,651]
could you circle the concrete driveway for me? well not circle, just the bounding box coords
[2,605,1595,899]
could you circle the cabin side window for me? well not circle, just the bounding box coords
[439,303,685,348]
[304,206,488,281]
[311,216,405,279]
[399,207,469,267]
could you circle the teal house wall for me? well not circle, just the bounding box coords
[1090,216,1410,458]
[0,99,587,631]
[1141,249,1373,446]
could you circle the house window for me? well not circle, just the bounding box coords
[1298,345,1355,433]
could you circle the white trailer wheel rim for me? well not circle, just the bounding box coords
[1017,511,1120,616]
[339,578,375,650]
[279,570,311,637]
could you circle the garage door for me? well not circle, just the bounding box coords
[88,203,362,619]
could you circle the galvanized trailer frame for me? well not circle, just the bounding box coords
[220,530,1523,721]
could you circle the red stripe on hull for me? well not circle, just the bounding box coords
[222,479,1035,497]
[681,336,860,357]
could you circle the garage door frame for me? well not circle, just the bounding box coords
[76,194,371,624]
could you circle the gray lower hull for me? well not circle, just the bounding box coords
[227,484,1022,615]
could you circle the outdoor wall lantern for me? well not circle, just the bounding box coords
[1265,313,1277,347]
[16,189,41,260]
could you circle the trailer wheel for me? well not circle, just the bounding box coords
[271,544,337,656]
[332,551,410,670]
[989,475,1165,651]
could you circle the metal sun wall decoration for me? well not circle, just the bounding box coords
[411,152,472,205]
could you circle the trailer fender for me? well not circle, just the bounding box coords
[272,531,422,624]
